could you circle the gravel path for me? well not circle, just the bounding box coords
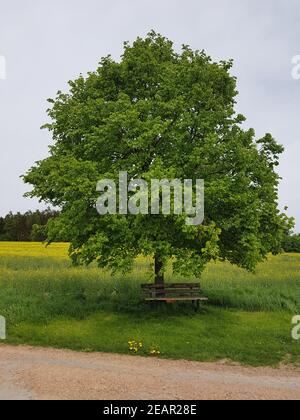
[0,345,299,400]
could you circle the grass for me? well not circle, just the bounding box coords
[0,242,299,366]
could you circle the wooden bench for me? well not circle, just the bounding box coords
[141,283,208,309]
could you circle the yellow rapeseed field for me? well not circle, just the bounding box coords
[0,242,69,259]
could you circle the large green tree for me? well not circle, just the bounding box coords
[23,31,292,284]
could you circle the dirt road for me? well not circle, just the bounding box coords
[0,345,299,400]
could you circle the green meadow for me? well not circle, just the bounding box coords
[0,242,299,366]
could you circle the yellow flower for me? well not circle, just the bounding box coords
[128,339,143,354]
[149,345,160,356]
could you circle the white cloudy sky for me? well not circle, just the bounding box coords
[0,0,299,231]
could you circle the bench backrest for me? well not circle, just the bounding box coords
[141,283,202,298]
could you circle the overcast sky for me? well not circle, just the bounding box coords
[0,0,299,231]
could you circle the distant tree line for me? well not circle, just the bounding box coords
[0,209,60,242]
[282,234,300,253]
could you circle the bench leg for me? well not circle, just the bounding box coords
[193,300,200,312]
[150,300,157,310]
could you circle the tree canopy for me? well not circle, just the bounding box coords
[23,31,293,283]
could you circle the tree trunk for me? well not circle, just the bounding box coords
[154,255,164,285]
